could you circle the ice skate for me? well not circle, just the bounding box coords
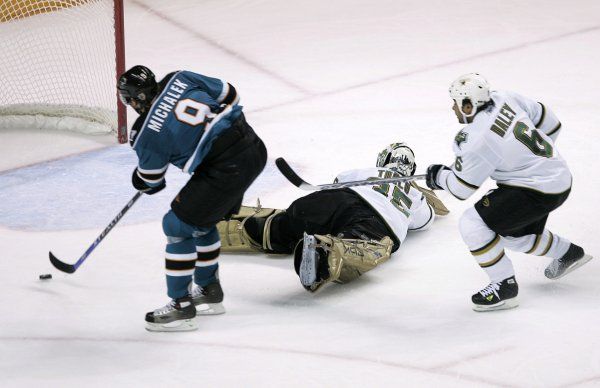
[545,243,593,280]
[145,296,198,332]
[472,276,519,312]
[299,233,319,288]
[191,282,225,315]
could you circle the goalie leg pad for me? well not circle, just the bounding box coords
[216,205,284,252]
[296,234,394,292]
[325,235,394,284]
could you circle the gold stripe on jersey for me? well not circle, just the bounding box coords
[445,174,469,200]
[526,234,542,254]
[540,231,554,256]
[547,122,562,136]
[471,234,500,256]
[536,102,546,127]
[479,251,505,268]
[455,173,479,190]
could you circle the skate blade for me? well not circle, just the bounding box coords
[472,297,519,312]
[195,302,226,315]
[300,234,318,287]
[545,254,593,280]
[145,317,199,332]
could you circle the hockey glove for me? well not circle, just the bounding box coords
[132,168,166,195]
[426,164,450,190]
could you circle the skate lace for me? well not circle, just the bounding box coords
[479,282,501,297]
[191,286,205,298]
[154,300,177,315]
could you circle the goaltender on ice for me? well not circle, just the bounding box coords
[217,142,449,292]
[425,73,593,312]
[118,65,267,332]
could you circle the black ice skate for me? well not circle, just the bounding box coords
[472,276,519,312]
[145,296,197,332]
[191,282,225,315]
[545,243,593,280]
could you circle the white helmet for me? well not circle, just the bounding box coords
[376,142,416,177]
[449,73,491,118]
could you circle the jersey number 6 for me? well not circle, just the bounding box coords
[513,121,554,158]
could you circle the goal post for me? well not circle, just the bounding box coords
[0,0,127,143]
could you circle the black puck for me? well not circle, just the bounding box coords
[39,274,52,280]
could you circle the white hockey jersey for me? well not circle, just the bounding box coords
[335,168,434,245]
[438,90,571,199]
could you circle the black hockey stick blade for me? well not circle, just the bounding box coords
[275,157,318,190]
[47,191,143,275]
[49,251,77,274]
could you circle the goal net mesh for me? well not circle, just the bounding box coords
[0,0,121,136]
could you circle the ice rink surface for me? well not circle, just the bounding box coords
[1,1,600,387]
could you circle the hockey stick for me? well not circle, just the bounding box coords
[275,157,426,191]
[49,191,143,274]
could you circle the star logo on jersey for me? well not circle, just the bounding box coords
[455,130,468,147]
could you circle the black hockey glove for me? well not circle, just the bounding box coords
[426,164,450,190]
[132,168,166,195]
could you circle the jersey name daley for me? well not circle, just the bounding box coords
[147,78,189,132]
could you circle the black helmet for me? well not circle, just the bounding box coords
[117,65,157,114]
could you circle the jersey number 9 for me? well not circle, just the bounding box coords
[174,98,212,126]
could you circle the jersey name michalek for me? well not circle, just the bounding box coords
[131,70,242,181]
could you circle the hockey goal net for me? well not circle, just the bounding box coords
[0,0,127,143]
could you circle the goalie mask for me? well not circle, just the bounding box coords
[117,65,158,114]
[376,142,416,177]
[449,73,491,120]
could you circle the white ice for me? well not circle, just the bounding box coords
[1,1,600,387]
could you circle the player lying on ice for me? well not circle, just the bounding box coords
[217,142,449,292]
[425,73,593,312]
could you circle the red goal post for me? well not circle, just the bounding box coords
[0,0,127,143]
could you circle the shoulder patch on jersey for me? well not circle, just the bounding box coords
[455,130,468,147]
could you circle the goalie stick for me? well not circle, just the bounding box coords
[49,191,143,274]
[275,157,426,191]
